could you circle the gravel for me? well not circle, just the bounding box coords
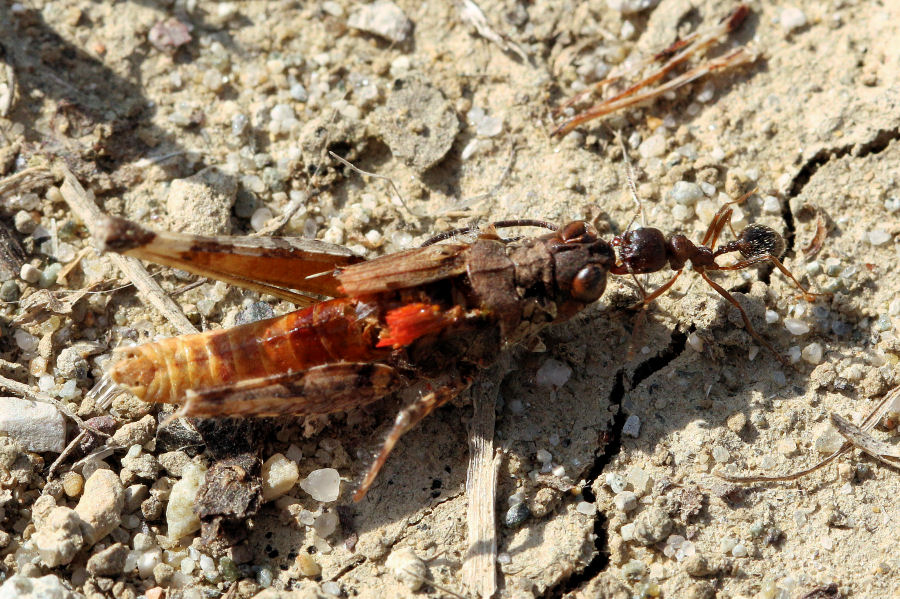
[33,506,84,567]
[111,415,156,448]
[347,0,412,43]
[165,462,206,541]
[631,507,675,545]
[299,468,341,502]
[75,469,125,546]
[0,397,66,453]
[86,543,128,576]
[0,574,84,599]
[261,453,300,501]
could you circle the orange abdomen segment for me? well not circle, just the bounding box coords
[109,298,383,404]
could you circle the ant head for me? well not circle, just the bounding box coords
[737,224,785,259]
[612,228,669,274]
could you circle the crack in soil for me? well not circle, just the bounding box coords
[542,330,687,598]
[784,126,900,250]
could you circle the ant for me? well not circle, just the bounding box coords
[608,190,824,366]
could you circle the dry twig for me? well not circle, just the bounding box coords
[57,166,197,335]
[719,387,900,483]
[462,357,509,598]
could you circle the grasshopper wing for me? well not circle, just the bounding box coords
[98,216,362,304]
[178,362,402,417]
[337,243,470,295]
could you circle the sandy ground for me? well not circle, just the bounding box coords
[1,0,899,598]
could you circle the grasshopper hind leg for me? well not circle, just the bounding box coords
[354,375,474,501]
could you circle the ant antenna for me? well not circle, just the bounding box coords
[420,219,558,247]
[614,128,645,231]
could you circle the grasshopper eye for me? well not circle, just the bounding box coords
[571,265,607,302]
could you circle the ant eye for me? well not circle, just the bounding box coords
[739,224,785,258]
[571,265,607,302]
[559,221,590,243]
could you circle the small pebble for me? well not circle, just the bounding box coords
[683,554,711,577]
[313,510,339,538]
[726,412,746,434]
[762,195,781,214]
[686,332,704,353]
[606,473,627,493]
[719,537,737,554]
[784,318,810,335]
[0,396,66,452]
[607,0,660,15]
[299,468,341,502]
[460,139,480,160]
[668,181,704,206]
[86,543,128,576]
[20,263,41,284]
[296,553,322,578]
[868,229,891,246]
[779,6,807,33]
[33,506,84,567]
[62,472,84,497]
[235,301,276,326]
[365,230,382,246]
[289,83,309,102]
[505,502,531,527]
[731,543,748,558]
[711,446,730,463]
[614,491,638,512]
[814,425,845,454]
[14,329,38,351]
[166,463,206,541]
[631,507,674,545]
[777,438,798,456]
[111,414,156,448]
[250,207,273,231]
[386,546,427,591]
[75,469,125,545]
[347,0,413,43]
[0,280,20,302]
[535,358,572,388]
[626,467,653,495]
[576,501,597,516]
[801,342,824,364]
[261,453,300,501]
[13,210,36,234]
[321,581,342,596]
[622,414,641,438]
[696,82,715,103]
[638,133,667,158]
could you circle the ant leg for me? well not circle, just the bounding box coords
[700,206,732,248]
[354,375,472,501]
[701,189,756,248]
[630,269,684,309]
[715,255,827,302]
[697,271,790,367]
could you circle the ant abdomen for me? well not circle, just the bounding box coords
[737,223,786,259]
